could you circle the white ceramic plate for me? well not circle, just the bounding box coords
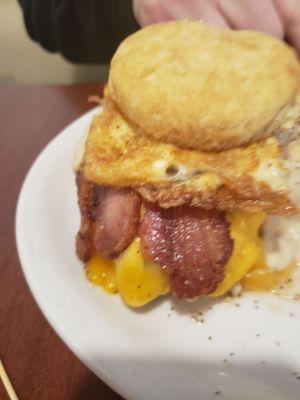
[16,108,300,400]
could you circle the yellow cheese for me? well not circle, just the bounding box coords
[115,239,169,307]
[211,211,266,296]
[85,253,118,294]
[241,262,295,291]
[85,211,292,306]
[85,240,169,306]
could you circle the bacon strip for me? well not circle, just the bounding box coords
[93,186,141,258]
[76,171,141,261]
[76,171,95,262]
[76,172,233,298]
[139,204,233,298]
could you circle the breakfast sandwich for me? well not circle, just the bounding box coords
[75,21,300,306]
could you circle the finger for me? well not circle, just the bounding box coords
[133,0,170,26]
[217,0,284,38]
[132,0,142,24]
[273,0,300,55]
[171,0,229,28]
[133,0,229,27]
[288,25,300,55]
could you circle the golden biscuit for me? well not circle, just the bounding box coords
[108,20,300,151]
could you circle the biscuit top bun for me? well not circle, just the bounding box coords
[108,20,300,152]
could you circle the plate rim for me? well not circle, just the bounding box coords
[15,107,131,400]
[14,106,300,400]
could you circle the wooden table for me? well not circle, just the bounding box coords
[0,84,123,400]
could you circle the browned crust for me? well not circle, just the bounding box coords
[135,178,296,215]
[83,101,298,215]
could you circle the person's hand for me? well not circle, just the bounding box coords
[133,0,300,54]
[273,0,300,54]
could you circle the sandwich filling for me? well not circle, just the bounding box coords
[75,98,300,306]
[76,170,266,304]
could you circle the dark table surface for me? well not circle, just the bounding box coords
[0,83,123,400]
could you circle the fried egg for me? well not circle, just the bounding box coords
[83,99,300,215]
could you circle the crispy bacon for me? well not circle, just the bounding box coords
[76,171,141,261]
[139,203,233,298]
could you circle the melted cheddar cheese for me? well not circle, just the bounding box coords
[86,240,169,306]
[86,254,118,294]
[241,262,296,291]
[85,211,295,307]
[115,239,169,306]
[211,211,266,296]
